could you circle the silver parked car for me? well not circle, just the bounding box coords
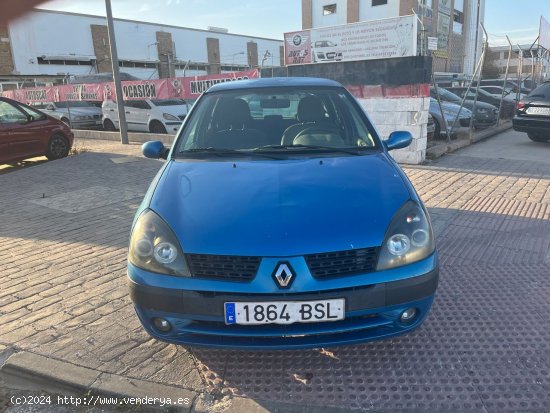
[429,98,472,140]
[31,101,103,129]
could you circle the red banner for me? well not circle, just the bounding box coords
[2,69,259,104]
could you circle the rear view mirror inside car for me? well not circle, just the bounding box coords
[260,98,290,109]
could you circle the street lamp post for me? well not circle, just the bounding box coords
[105,0,128,144]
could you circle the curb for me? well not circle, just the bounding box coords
[427,121,512,159]
[0,348,358,413]
[72,129,175,145]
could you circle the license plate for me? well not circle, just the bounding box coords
[224,299,345,325]
[526,107,550,116]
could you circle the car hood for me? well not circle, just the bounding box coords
[156,104,188,116]
[430,100,471,118]
[59,107,102,116]
[149,154,411,257]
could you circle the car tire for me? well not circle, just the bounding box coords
[46,134,70,160]
[433,118,441,140]
[61,117,71,128]
[103,118,116,131]
[527,133,550,143]
[150,120,167,134]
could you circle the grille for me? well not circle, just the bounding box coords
[93,114,101,119]
[187,254,261,281]
[305,247,379,279]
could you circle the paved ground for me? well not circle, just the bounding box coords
[0,132,549,412]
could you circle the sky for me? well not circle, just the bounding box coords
[37,0,550,46]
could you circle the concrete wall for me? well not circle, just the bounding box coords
[358,0,400,22]
[311,0,348,27]
[0,24,14,75]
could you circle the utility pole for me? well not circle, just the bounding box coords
[105,0,128,144]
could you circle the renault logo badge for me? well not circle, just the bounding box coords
[272,261,295,288]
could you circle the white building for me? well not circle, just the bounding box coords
[489,44,550,83]
[0,9,283,90]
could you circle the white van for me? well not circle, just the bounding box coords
[102,99,191,134]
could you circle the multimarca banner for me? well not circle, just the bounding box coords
[2,69,259,104]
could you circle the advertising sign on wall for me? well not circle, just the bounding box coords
[438,0,452,15]
[539,16,550,51]
[2,70,259,103]
[437,12,451,51]
[284,15,417,66]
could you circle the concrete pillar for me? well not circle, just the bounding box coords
[156,31,175,78]
[302,0,312,29]
[347,0,359,23]
[206,37,220,74]
[90,24,112,73]
[247,41,258,68]
[0,24,14,75]
[279,45,285,66]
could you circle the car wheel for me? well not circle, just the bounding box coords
[433,118,441,140]
[103,118,116,131]
[527,133,550,143]
[46,134,70,160]
[61,117,71,128]
[150,120,167,134]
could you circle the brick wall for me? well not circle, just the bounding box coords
[247,41,258,68]
[90,24,112,73]
[0,24,15,75]
[302,0,312,29]
[206,37,220,74]
[156,31,175,78]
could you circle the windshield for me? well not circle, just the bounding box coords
[55,101,96,108]
[175,87,379,157]
[436,88,462,102]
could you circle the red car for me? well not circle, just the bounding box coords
[0,97,74,164]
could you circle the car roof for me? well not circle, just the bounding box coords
[206,77,343,93]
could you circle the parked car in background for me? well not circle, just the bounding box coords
[0,97,73,164]
[427,114,435,141]
[479,85,526,102]
[129,77,439,349]
[446,87,516,119]
[513,81,550,143]
[475,78,530,94]
[30,101,103,129]
[102,98,190,134]
[431,87,498,129]
[429,97,472,140]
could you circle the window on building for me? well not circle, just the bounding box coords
[372,0,388,6]
[453,9,464,34]
[37,57,92,66]
[323,4,337,15]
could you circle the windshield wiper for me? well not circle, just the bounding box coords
[253,144,366,156]
[179,147,280,159]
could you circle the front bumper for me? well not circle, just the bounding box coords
[128,258,439,350]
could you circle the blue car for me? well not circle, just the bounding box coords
[128,77,438,350]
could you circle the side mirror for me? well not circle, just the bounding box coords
[385,131,412,151]
[142,140,168,160]
[26,114,34,122]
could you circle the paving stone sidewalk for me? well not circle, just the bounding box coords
[1,136,550,412]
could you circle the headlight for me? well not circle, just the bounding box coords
[476,107,488,114]
[128,209,190,277]
[163,113,180,121]
[377,201,435,270]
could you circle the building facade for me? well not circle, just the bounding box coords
[0,9,284,91]
[301,0,485,75]
[488,44,550,83]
